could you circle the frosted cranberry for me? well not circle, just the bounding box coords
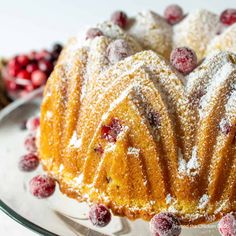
[101,118,122,142]
[31,70,47,87]
[26,63,38,73]
[150,213,181,236]
[8,58,21,77]
[89,204,111,227]
[164,4,184,25]
[17,70,31,80]
[17,55,29,67]
[24,133,37,152]
[38,60,53,73]
[218,214,236,236]
[170,47,197,75]
[220,9,236,26]
[6,80,19,91]
[26,117,40,131]
[111,11,128,28]
[107,39,132,64]
[19,153,39,172]
[86,28,103,40]
[29,175,56,198]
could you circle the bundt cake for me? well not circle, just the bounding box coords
[38,7,236,226]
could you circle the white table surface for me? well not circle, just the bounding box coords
[0,0,235,235]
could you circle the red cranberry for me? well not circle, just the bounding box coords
[29,175,56,198]
[170,47,198,75]
[31,70,47,87]
[218,214,236,236]
[26,63,38,73]
[25,83,34,92]
[86,28,103,40]
[18,153,39,172]
[38,60,53,73]
[26,117,40,131]
[6,80,19,92]
[35,50,51,61]
[17,55,29,67]
[164,4,184,25]
[220,9,236,26]
[24,133,37,152]
[150,213,181,236]
[106,39,132,64]
[89,204,111,227]
[111,11,128,28]
[17,70,31,80]
[101,118,122,142]
[8,58,21,77]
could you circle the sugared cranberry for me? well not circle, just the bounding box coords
[218,214,236,236]
[111,11,128,28]
[106,39,132,64]
[26,117,40,131]
[170,47,198,75]
[18,153,39,172]
[89,204,111,227]
[220,9,236,26]
[38,60,53,73]
[164,4,184,25]
[17,55,29,67]
[31,70,47,87]
[150,213,181,236]
[24,133,37,152]
[17,70,31,80]
[101,118,122,142]
[219,119,231,135]
[26,63,38,73]
[29,175,56,198]
[52,43,63,53]
[86,28,103,40]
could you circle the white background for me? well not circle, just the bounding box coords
[0,0,235,235]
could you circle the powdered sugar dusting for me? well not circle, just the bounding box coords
[127,147,140,157]
[198,194,209,209]
[178,146,199,177]
[69,131,82,148]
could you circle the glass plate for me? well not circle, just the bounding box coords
[0,89,220,236]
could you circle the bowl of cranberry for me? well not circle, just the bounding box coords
[1,43,63,100]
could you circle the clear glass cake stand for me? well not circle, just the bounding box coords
[0,88,219,236]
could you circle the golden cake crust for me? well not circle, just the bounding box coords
[39,12,236,225]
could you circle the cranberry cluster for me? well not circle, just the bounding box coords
[19,116,56,199]
[3,43,62,98]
